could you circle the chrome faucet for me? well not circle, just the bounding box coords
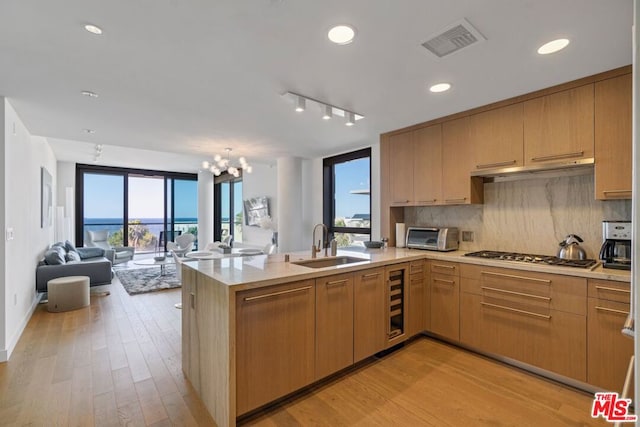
[311,223,328,258]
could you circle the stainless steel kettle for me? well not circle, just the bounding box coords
[557,234,587,260]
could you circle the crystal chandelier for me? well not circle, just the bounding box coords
[201,148,252,177]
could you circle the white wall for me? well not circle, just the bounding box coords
[198,171,214,247]
[242,163,277,248]
[2,99,57,361]
[277,157,304,252]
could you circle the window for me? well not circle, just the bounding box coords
[323,148,371,248]
[76,164,197,252]
[214,173,243,243]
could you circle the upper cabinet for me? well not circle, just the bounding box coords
[595,74,632,200]
[469,103,524,170]
[442,118,483,205]
[388,125,443,206]
[413,125,442,205]
[523,85,594,165]
[388,131,414,206]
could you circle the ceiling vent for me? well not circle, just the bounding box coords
[421,18,486,58]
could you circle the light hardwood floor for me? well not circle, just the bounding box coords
[0,275,607,426]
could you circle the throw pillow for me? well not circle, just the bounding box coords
[44,247,66,265]
[77,247,105,259]
[65,240,78,254]
[65,251,81,262]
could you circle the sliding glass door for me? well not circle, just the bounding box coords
[76,164,197,253]
[82,173,125,245]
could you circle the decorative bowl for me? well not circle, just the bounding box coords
[154,255,166,261]
[364,241,384,249]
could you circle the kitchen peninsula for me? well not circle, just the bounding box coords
[181,248,630,427]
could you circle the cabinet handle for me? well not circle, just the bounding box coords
[476,160,517,169]
[445,198,467,204]
[595,306,629,316]
[595,285,630,294]
[416,199,437,204]
[530,151,584,162]
[433,264,455,270]
[481,302,551,320]
[326,279,348,287]
[481,286,551,301]
[362,272,381,279]
[481,271,551,284]
[392,200,410,204]
[433,278,455,285]
[190,292,195,309]
[603,190,632,196]
[244,286,312,301]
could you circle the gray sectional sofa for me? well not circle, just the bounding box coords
[36,241,113,293]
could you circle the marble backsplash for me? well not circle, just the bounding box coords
[403,173,631,259]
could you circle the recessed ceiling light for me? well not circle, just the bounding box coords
[328,25,356,45]
[429,83,451,93]
[537,38,569,55]
[83,128,96,134]
[81,90,98,98]
[84,24,103,35]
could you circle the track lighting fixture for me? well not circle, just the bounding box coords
[283,92,364,125]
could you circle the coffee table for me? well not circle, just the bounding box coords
[134,258,174,276]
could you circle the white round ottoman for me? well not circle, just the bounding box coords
[47,276,90,312]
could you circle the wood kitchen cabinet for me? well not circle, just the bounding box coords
[408,260,427,337]
[587,279,634,394]
[388,131,414,205]
[236,280,315,415]
[469,103,524,170]
[524,84,594,165]
[413,125,443,205]
[442,118,483,205]
[354,267,386,362]
[388,125,442,206]
[595,73,632,200]
[459,264,587,382]
[316,273,354,379]
[429,261,460,341]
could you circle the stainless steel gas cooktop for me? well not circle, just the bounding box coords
[464,250,598,269]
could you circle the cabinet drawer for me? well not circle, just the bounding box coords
[410,260,425,275]
[461,293,586,382]
[430,261,459,276]
[588,279,630,303]
[460,264,586,315]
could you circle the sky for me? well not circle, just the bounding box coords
[83,160,368,221]
[84,173,197,219]
[334,157,370,218]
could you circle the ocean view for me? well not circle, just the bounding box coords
[84,217,198,238]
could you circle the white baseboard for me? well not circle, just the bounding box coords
[0,293,43,362]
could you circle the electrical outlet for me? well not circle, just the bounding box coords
[5,227,14,241]
[461,230,474,242]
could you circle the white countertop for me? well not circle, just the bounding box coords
[182,247,630,292]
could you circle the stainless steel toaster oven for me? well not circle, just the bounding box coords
[405,227,459,251]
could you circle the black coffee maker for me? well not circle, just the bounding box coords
[599,220,632,270]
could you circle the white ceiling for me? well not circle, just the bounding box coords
[0,0,633,173]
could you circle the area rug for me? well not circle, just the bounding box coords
[116,265,180,295]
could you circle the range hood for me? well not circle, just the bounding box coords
[471,157,594,182]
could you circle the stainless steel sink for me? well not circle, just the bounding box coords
[292,256,369,269]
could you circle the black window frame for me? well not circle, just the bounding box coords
[213,171,243,242]
[323,148,372,241]
[75,163,197,249]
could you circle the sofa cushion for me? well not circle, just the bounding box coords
[65,240,78,254]
[44,247,66,265]
[77,247,105,259]
[65,250,81,262]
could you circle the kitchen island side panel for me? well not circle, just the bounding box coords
[185,266,235,427]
